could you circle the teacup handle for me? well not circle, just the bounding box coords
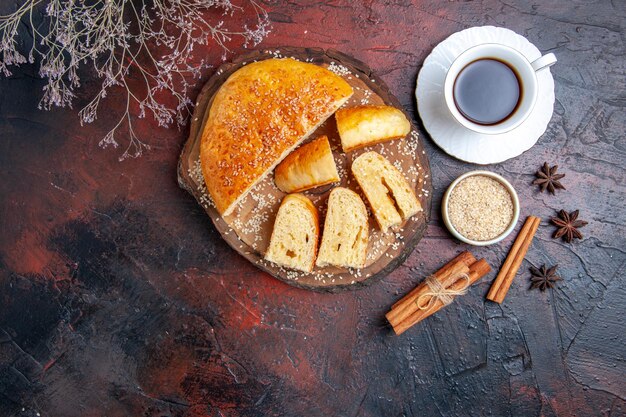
[531,53,557,72]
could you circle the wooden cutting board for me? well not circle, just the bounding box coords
[178,47,432,292]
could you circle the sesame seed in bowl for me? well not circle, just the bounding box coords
[442,171,520,246]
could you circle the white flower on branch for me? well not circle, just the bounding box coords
[0,0,271,161]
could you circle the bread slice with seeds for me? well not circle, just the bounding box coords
[351,151,422,233]
[316,187,369,269]
[335,105,411,152]
[200,58,353,216]
[265,194,319,272]
[274,135,340,193]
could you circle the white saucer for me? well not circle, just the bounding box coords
[416,26,555,165]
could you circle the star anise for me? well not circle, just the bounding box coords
[551,209,588,242]
[533,162,566,194]
[529,264,562,291]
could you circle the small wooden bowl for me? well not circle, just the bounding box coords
[441,170,520,246]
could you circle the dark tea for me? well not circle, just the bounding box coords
[453,58,521,126]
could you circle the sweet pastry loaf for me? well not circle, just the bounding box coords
[352,151,422,232]
[265,194,319,272]
[274,135,340,193]
[200,58,353,215]
[316,187,369,269]
[335,105,411,152]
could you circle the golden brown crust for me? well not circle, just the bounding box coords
[274,135,340,193]
[200,58,353,215]
[335,105,411,152]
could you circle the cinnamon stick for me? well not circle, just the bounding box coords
[390,258,491,335]
[487,216,541,303]
[386,259,470,329]
[386,251,491,334]
[392,251,476,309]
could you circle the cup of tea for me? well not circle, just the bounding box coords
[443,43,556,135]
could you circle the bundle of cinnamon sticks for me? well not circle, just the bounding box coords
[386,251,491,335]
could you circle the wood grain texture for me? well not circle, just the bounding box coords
[1,1,625,416]
[178,47,431,291]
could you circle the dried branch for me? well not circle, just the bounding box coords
[0,0,271,160]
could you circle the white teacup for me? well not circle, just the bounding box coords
[444,44,556,135]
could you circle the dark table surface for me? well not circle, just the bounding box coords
[1,1,625,416]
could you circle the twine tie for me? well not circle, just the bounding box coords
[416,273,471,311]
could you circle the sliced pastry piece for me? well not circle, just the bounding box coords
[265,194,319,272]
[274,135,340,193]
[200,58,353,215]
[351,151,422,233]
[335,105,411,152]
[316,187,369,269]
